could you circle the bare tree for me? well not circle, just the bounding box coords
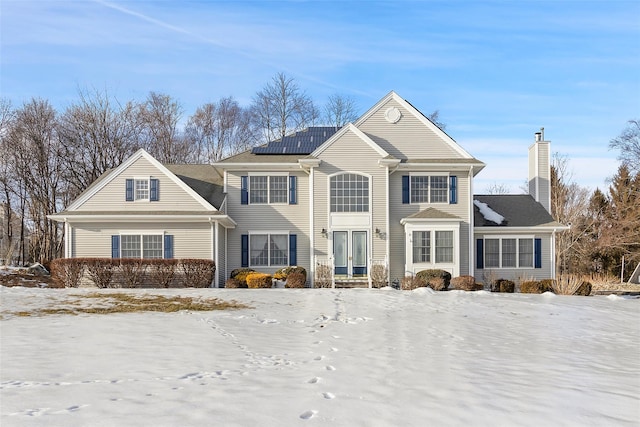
[485,182,510,195]
[324,93,359,128]
[609,119,640,174]
[250,73,318,142]
[137,92,190,163]
[427,110,446,131]
[185,97,256,163]
[58,88,141,199]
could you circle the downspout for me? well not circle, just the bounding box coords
[64,219,69,258]
[468,166,474,278]
[385,165,391,285]
[309,166,315,287]
[551,228,557,279]
[214,221,219,288]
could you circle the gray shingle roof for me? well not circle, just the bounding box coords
[251,127,339,154]
[473,195,562,227]
[165,164,225,208]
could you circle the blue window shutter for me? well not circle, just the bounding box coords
[534,238,542,269]
[241,176,248,205]
[402,175,410,204]
[125,179,134,201]
[289,234,297,266]
[449,176,458,204]
[164,235,174,259]
[476,239,484,269]
[289,176,297,205]
[111,235,120,258]
[241,234,249,267]
[150,178,159,201]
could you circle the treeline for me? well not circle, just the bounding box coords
[0,73,365,264]
[552,120,640,279]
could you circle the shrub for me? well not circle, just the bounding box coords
[400,275,426,291]
[148,260,177,288]
[224,278,246,289]
[117,258,146,288]
[450,275,477,291]
[231,268,255,287]
[85,258,117,288]
[370,264,389,288]
[520,280,543,294]
[416,269,451,291]
[180,259,215,288]
[574,281,592,296]
[314,264,332,288]
[274,266,307,282]
[246,272,273,289]
[539,279,555,293]
[50,258,85,288]
[491,279,515,293]
[285,271,306,288]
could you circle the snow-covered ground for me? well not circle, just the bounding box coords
[1,287,639,426]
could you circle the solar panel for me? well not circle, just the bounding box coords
[251,127,340,155]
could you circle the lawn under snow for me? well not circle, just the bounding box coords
[1,287,639,427]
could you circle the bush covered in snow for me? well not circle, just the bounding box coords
[246,272,273,288]
[416,269,451,291]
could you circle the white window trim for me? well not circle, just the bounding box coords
[248,173,290,205]
[327,171,372,214]
[133,177,151,202]
[247,231,290,267]
[409,172,450,204]
[404,222,459,277]
[483,235,535,269]
[119,231,167,259]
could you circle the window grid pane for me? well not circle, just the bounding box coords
[519,239,534,267]
[121,235,141,258]
[330,174,369,213]
[143,235,163,259]
[410,176,429,203]
[435,231,453,263]
[502,239,517,267]
[270,234,288,265]
[269,176,288,203]
[250,176,268,204]
[135,179,149,200]
[430,176,448,203]
[412,231,431,263]
[250,234,268,266]
[485,239,500,268]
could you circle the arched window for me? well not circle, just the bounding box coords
[330,173,369,212]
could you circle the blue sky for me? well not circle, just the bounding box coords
[2,0,639,193]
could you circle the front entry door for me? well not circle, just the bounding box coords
[333,230,367,277]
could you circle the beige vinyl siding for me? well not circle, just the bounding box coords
[358,98,463,160]
[474,232,554,283]
[313,129,388,268]
[225,170,310,279]
[72,222,213,259]
[79,157,207,212]
[388,171,472,281]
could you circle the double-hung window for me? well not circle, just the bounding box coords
[125,178,159,202]
[410,175,449,203]
[135,179,149,201]
[484,237,534,268]
[243,174,295,205]
[412,230,454,264]
[115,234,171,259]
[249,233,288,267]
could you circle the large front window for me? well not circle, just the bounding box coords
[412,230,454,264]
[249,175,289,204]
[410,175,448,203]
[484,237,534,268]
[330,173,369,212]
[250,233,288,266]
[121,234,164,259]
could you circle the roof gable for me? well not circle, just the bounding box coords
[66,149,218,211]
[311,123,389,158]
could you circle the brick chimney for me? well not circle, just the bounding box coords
[528,128,551,213]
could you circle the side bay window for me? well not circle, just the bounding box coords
[412,230,454,264]
[126,178,159,202]
[241,174,297,205]
[111,234,173,259]
[477,237,541,269]
[241,233,297,267]
[402,174,457,204]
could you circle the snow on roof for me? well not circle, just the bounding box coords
[474,199,504,225]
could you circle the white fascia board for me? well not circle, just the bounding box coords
[311,123,389,158]
[50,214,237,228]
[398,162,485,174]
[298,158,321,168]
[400,217,463,226]
[66,149,217,212]
[474,226,569,233]
[212,163,302,171]
[354,91,476,160]
[379,158,400,167]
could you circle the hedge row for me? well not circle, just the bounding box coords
[50,258,215,288]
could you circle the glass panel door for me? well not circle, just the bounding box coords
[333,231,348,275]
[352,231,367,276]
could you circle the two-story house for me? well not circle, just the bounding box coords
[50,91,566,287]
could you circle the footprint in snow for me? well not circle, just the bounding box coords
[308,377,321,384]
[314,355,324,361]
[325,365,336,371]
[323,392,336,400]
[330,347,339,352]
[300,410,317,420]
